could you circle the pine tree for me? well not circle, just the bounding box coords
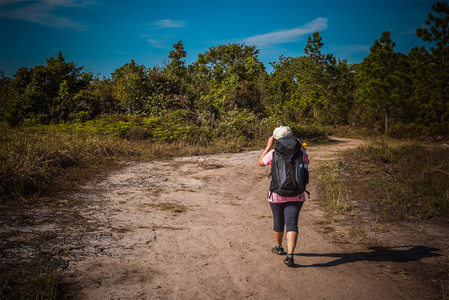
[416,1,449,133]
[356,32,403,133]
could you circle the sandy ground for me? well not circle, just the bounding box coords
[2,137,448,299]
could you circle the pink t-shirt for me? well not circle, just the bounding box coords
[263,149,309,203]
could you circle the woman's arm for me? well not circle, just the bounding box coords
[258,136,276,166]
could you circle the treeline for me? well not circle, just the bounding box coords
[1,1,448,138]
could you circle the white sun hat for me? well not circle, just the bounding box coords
[273,126,292,140]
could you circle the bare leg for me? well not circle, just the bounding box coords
[274,231,283,247]
[286,231,298,254]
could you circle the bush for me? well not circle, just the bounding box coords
[290,124,329,144]
[125,126,149,141]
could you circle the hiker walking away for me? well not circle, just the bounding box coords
[258,126,309,267]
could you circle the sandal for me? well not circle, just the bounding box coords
[284,254,294,267]
[271,246,285,255]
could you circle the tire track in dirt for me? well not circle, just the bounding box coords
[56,137,446,299]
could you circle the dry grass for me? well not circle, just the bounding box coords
[1,265,57,300]
[143,202,189,214]
[0,127,225,205]
[317,160,355,222]
[318,139,449,220]
[0,126,141,204]
[0,118,330,204]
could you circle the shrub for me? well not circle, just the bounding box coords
[290,124,329,144]
[125,126,149,141]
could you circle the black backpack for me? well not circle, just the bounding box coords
[269,137,310,197]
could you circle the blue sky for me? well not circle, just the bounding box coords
[0,0,437,78]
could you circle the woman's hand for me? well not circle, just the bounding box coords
[258,136,276,166]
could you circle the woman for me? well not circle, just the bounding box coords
[258,126,309,267]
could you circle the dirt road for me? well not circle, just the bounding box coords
[53,137,446,299]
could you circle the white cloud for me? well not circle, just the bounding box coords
[41,0,95,7]
[0,0,93,31]
[142,34,175,48]
[0,0,27,5]
[147,38,167,48]
[151,19,186,29]
[243,17,328,46]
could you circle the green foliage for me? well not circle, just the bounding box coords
[192,43,264,84]
[191,43,266,115]
[416,1,449,66]
[3,52,93,125]
[290,124,329,144]
[1,1,448,140]
[269,32,354,125]
[356,32,404,134]
[415,1,449,134]
[0,70,10,119]
[325,59,356,125]
[216,109,262,146]
[166,40,187,78]
[111,59,149,115]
